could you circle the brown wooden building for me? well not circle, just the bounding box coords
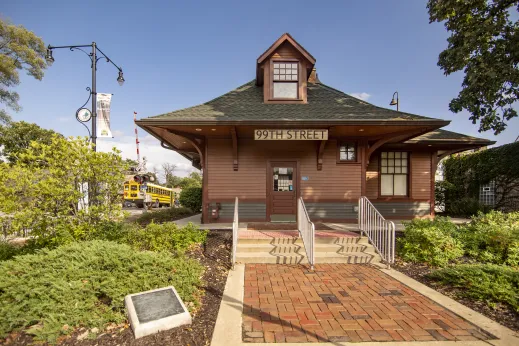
[136,33,493,224]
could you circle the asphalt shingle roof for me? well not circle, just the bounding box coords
[406,129,494,143]
[146,80,443,122]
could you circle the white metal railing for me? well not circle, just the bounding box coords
[358,196,395,268]
[297,197,315,270]
[232,197,239,270]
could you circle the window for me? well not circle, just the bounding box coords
[339,142,356,161]
[273,167,293,192]
[131,185,138,191]
[273,62,298,99]
[380,152,408,196]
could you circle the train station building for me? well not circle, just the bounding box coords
[136,33,493,224]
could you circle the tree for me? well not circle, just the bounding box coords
[427,0,519,134]
[0,121,61,163]
[0,136,125,246]
[0,19,47,124]
[161,163,176,186]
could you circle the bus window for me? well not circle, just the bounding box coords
[131,185,138,191]
[124,185,129,190]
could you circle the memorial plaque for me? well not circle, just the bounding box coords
[125,286,192,339]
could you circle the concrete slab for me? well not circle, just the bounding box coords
[211,264,519,346]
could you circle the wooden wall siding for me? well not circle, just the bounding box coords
[207,139,362,202]
[305,202,357,220]
[373,202,431,218]
[411,152,432,200]
[271,41,304,59]
[218,202,266,220]
[366,155,379,199]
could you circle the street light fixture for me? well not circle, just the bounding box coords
[389,91,399,111]
[46,42,124,151]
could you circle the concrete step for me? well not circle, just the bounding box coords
[235,251,380,264]
[236,243,372,254]
[237,235,367,245]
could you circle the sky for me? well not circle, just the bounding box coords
[2,0,518,177]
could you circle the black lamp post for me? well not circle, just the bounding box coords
[45,42,124,151]
[389,91,399,111]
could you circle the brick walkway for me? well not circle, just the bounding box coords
[242,264,493,343]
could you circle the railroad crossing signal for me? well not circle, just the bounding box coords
[133,174,155,184]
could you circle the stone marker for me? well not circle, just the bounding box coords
[125,286,192,339]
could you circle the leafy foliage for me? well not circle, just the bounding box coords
[167,172,203,189]
[0,121,62,163]
[442,142,519,214]
[122,222,208,254]
[180,186,203,213]
[427,264,519,312]
[0,136,125,247]
[0,240,204,343]
[457,211,519,266]
[135,207,195,226]
[0,18,47,123]
[427,0,519,134]
[398,217,464,267]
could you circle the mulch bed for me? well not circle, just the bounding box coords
[393,260,519,333]
[247,222,334,231]
[2,231,231,346]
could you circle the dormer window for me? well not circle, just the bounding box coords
[272,62,299,99]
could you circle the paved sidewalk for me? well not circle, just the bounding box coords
[242,264,492,343]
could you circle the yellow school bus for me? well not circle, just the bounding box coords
[123,180,174,208]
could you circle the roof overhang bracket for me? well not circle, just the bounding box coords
[317,140,326,171]
[366,127,431,165]
[231,127,238,171]
[167,130,205,170]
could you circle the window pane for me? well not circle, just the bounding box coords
[274,63,280,68]
[349,152,356,161]
[395,167,401,173]
[279,74,286,80]
[381,166,387,173]
[388,166,394,173]
[388,152,394,158]
[381,175,394,195]
[402,167,407,174]
[394,175,407,195]
[340,151,347,160]
[402,159,408,167]
[388,159,394,167]
[273,74,280,81]
[280,68,286,74]
[291,69,297,75]
[280,63,285,68]
[395,159,401,166]
[274,68,279,74]
[381,159,387,167]
[291,63,297,69]
[381,152,387,158]
[395,152,401,158]
[273,82,298,98]
[401,152,408,158]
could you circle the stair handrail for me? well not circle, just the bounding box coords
[358,196,395,268]
[297,197,315,270]
[232,197,238,270]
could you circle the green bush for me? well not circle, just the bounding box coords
[179,186,202,213]
[458,211,519,266]
[135,206,194,226]
[0,240,204,344]
[0,240,20,261]
[448,197,489,217]
[398,217,464,267]
[427,264,519,311]
[123,222,207,254]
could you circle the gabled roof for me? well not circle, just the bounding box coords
[140,80,448,125]
[257,33,316,65]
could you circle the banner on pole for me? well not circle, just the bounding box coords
[97,93,113,138]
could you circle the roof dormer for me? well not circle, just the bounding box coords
[256,33,316,104]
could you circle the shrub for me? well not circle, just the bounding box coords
[135,206,194,226]
[398,217,464,267]
[457,211,519,266]
[0,240,204,343]
[123,222,207,254]
[448,197,489,217]
[427,264,519,311]
[179,186,202,213]
[0,240,20,261]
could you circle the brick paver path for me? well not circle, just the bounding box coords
[243,264,493,343]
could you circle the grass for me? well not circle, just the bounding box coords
[0,240,204,344]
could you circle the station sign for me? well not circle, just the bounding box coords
[254,129,328,140]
